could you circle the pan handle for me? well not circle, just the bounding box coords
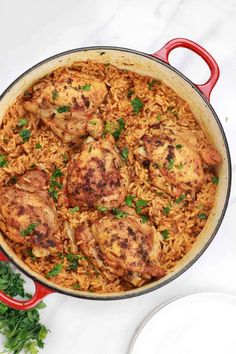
[151,38,220,100]
[0,250,54,310]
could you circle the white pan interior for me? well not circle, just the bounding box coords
[0,48,230,299]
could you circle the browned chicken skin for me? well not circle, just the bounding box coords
[67,137,129,209]
[0,170,61,257]
[135,132,221,197]
[76,210,165,286]
[23,69,107,143]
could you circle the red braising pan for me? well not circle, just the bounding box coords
[0,38,231,309]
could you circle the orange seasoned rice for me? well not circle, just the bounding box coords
[0,61,218,293]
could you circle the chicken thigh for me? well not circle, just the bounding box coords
[66,137,129,209]
[0,170,60,257]
[76,210,165,286]
[23,69,107,143]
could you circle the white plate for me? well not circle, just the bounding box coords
[128,292,236,354]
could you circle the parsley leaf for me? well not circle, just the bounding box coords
[125,195,135,207]
[35,142,42,149]
[112,118,125,140]
[20,223,38,237]
[136,199,148,214]
[176,144,182,149]
[0,154,8,168]
[57,105,70,113]
[175,194,186,204]
[18,118,28,127]
[162,206,170,215]
[167,159,174,170]
[121,147,129,161]
[112,208,128,219]
[97,205,108,213]
[131,97,144,114]
[51,168,63,179]
[19,128,31,142]
[198,213,207,220]
[81,84,91,91]
[69,206,80,213]
[161,229,169,239]
[156,114,162,121]
[147,79,160,90]
[48,168,64,201]
[140,214,149,223]
[212,176,219,184]
[46,264,62,278]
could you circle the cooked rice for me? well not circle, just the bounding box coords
[0,61,217,293]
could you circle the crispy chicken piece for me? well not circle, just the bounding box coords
[23,69,108,143]
[0,170,60,257]
[76,210,165,286]
[135,134,204,197]
[200,147,222,166]
[67,136,129,209]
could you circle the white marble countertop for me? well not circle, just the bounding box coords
[0,0,236,353]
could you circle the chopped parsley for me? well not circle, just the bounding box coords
[112,208,128,219]
[66,254,82,271]
[17,118,28,127]
[198,213,207,220]
[162,206,171,215]
[35,142,42,149]
[121,147,129,161]
[136,199,148,214]
[112,117,125,140]
[20,223,38,237]
[73,283,81,289]
[48,168,64,201]
[167,159,174,170]
[131,97,144,114]
[175,194,186,204]
[161,229,169,239]
[81,84,91,91]
[51,90,59,100]
[62,154,69,164]
[156,114,162,121]
[176,163,184,170]
[140,214,149,223]
[212,176,219,184]
[46,264,62,278]
[147,79,160,90]
[0,155,8,168]
[69,206,80,213]
[125,195,135,207]
[57,105,70,113]
[88,120,97,125]
[19,128,31,142]
[176,144,182,149]
[97,205,108,213]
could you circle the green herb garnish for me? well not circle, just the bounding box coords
[147,79,159,90]
[0,155,8,168]
[81,84,91,91]
[198,213,207,220]
[136,199,148,214]
[8,175,17,185]
[62,154,69,164]
[57,105,70,113]
[125,195,135,207]
[176,144,182,149]
[73,283,81,289]
[88,120,97,125]
[48,168,64,201]
[176,163,184,170]
[66,254,80,271]
[156,114,162,121]
[127,89,134,98]
[131,97,144,114]
[175,194,186,204]
[46,264,62,278]
[19,128,31,142]
[51,90,59,100]
[112,118,125,140]
[162,206,170,215]
[69,206,80,213]
[18,118,28,127]
[0,262,48,354]
[20,223,38,237]
[35,142,42,149]
[52,168,63,179]
[161,229,169,239]
[112,208,128,219]
[140,214,149,223]
[121,147,129,161]
[167,159,174,170]
[97,205,108,213]
[212,176,219,184]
